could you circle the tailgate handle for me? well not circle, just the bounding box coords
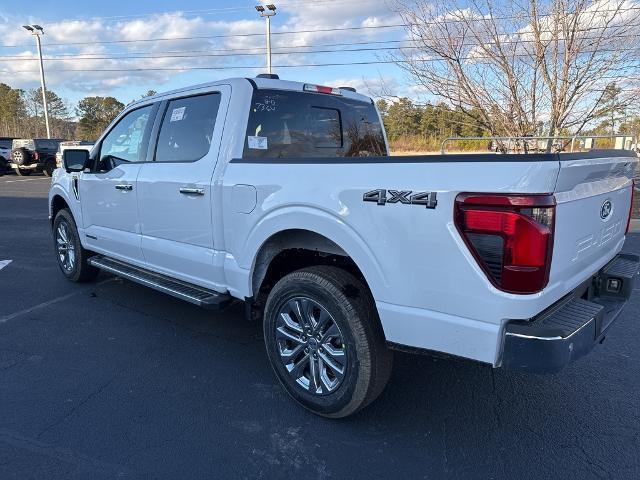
[114,184,133,191]
[179,187,205,196]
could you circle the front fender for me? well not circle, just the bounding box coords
[49,172,81,230]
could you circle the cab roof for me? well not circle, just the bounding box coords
[129,76,373,108]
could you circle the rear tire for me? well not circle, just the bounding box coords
[263,266,393,418]
[53,208,99,282]
[42,161,55,177]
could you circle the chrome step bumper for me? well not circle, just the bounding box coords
[501,253,639,373]
[89,256,233,310]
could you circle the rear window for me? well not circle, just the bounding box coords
[242,89,387,159]
[13,139,34,150]
[35,139,60,150]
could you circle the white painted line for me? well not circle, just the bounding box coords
[0,279,114,324]
[4,178,48,183]
[0,260,11,270]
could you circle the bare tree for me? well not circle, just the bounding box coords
[392,0,640,140]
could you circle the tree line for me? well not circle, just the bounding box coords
[377,95,640,153]
[0,83,157,141]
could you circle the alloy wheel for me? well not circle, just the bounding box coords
[56,221,76,272]
[275,297,347,395]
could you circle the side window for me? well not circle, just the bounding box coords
[100,105,153,166]
[242,90,387,159]
[244,91,344,159]
[155,93,221,162]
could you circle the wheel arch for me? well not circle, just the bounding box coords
[50,191,73,227]
[244,219,387,316]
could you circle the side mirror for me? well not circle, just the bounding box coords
[63,149,90,173]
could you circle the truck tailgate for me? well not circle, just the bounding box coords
[551,152,637,290]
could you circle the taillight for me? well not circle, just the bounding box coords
[34,151,40,160]
[454,193,556,294]
[626,179,636,235]
[303,84,342,95]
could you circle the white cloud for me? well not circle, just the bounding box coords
[0,1,404,98]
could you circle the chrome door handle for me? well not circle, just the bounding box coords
[179,187,205,196]
[115,184,133,191]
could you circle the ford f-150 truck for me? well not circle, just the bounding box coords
[49,75,639,418]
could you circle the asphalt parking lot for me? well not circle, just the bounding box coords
[1,174,639,480]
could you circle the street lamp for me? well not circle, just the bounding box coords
[23,24,50,139]
[255,4,277,74]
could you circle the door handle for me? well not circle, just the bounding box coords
[115,184,133,191]
[179,187,205,196]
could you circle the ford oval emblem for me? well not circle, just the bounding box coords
[600,199,612,220]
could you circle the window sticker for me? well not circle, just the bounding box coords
[248,136,268,150]
[170,106,186,122]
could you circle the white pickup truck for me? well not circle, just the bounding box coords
[49,75,639,417]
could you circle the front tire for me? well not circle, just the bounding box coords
[52,209,99,282]
[263,266,393,418]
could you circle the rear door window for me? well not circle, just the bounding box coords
[243,89,387,159]
[155,93,221,162]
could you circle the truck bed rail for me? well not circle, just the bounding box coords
[440,135,637,155]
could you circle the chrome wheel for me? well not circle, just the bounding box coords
[56,221,76,272]
[276,297,347,395]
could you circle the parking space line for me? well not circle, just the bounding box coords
[0,279,114,324]
[2,178,49,183]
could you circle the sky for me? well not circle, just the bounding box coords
[0,0,413,109]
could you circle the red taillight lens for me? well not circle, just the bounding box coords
[626,179,636,235]
[34,151,40,160]
[454,193,556,294]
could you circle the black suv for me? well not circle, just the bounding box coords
[11,138,64,177]
[0,137,15,174]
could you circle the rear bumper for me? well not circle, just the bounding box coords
[501,253,639,373]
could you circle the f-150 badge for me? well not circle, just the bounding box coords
[363,189,437,209]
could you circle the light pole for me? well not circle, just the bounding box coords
[255,4,277,74]
[23,24,50,139]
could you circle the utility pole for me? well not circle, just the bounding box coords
[23,24,50,139]
[255,4,277,74]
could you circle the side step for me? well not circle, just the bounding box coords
[89,256,233,310]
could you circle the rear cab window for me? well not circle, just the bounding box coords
[13,139,35,150]
[35,139,60,151]
[242,89,387,159]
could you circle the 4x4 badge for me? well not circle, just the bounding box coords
[363,189,437,209]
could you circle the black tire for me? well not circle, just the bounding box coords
[14,168,31,176]
[263,266,393,418]
[42,160,55,177]
[52,208,99,282]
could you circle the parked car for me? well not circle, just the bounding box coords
[49,75,639,418]
[11,138,64,176]
[0,136,15,174]
[56,141,94,169]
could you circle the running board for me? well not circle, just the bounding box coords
[89,256,233,310]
